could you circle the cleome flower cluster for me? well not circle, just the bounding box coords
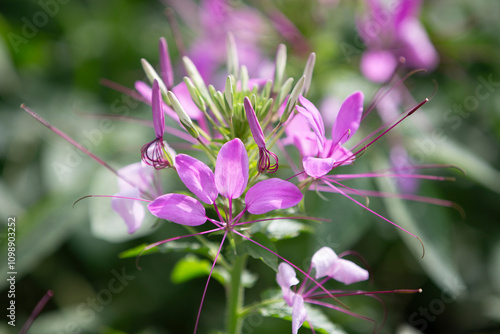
[22,1,454,332]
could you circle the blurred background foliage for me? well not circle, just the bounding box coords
[1,0,500,333]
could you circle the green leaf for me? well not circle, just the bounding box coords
[170,255,226,285]
[0,195,79,290]
[429,139,500,193]
[257,290,346,334]
[236,233,278,271]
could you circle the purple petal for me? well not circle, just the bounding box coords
[297,96,325,148]
[111,188,145,234]
[360,50,398,83]
[277,262,299,306]
[245,178,303,215]
[215,138,249,199]
[159,37,174,88]
[330,258,369,285]
[244,97,266,148]
[117,162,155,194]
[147,193,206,226]
[175,154,218,204]
[394,0,422,29]
[398,19,439,71]
[302,157,335,178]
[285,112,310,138]
[152,80,165,138]
[331,91,364,146]
[322,143,354,165]
[311,247,338,279]
[291,294,307,334]
[135,81,179,121]
[292,132,320,158]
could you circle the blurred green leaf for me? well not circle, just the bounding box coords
[236,233,278,271]
[252,219,313,241]
[372,157,467,296]
[171,255,225,285]
[429,139,500,193]
[0,194,78,290]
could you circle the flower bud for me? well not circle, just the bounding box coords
[167,91,200,139]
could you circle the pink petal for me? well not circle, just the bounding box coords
[135,81,179,121]
[117,162,155,194]
[394,0,422,29]
[111,188,145,234]
[245,178,303,215]
[327,144,354,166]
[159,37,174,88]
[244,97,266,148]
[302,157,335,178]
[331,91,364,146]
[215,138,249,199]
[175,154,218,204]
[152,80,165,138]
[292,132,320,158]
[311,247,338,279]
[147,193,206,226]
[330,258,369,285]
[297,95,325,148]
[277,262,299,306]
[398,19,439,71]
[291,294,307,334]
[360,50,398,83]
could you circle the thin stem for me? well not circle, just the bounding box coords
[226,245,247,334]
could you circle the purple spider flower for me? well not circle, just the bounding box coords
[277,246,421,333]
[244,97,279,173]
[140,80,174,169]
[144,138,303,333]
[147,138,302,226]
[167,0,273,82]
[358,0,439,83]
[284,91,458,250]
[277,247,369,334]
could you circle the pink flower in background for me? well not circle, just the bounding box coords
[277,247,369,334]
[111,162,162,234]
[167,0,273,81]
[358,0,439,82]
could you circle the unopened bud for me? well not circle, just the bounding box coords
[224,75,234,111]
[240,65,249,92]
[183,56,210,102]
[273,44,287,93]
[167,91,200,139]
[226,33,239,79]
[302,52,316,96]
[280,76,305,123]
[141,58,171,106]
[183,77,206,112]
[275,77,294,108]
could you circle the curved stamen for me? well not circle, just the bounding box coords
[141,138,171,170]
[258,147,279,173]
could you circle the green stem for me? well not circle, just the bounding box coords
[226,252,247,334]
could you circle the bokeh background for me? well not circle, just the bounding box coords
[1,0,500,333]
